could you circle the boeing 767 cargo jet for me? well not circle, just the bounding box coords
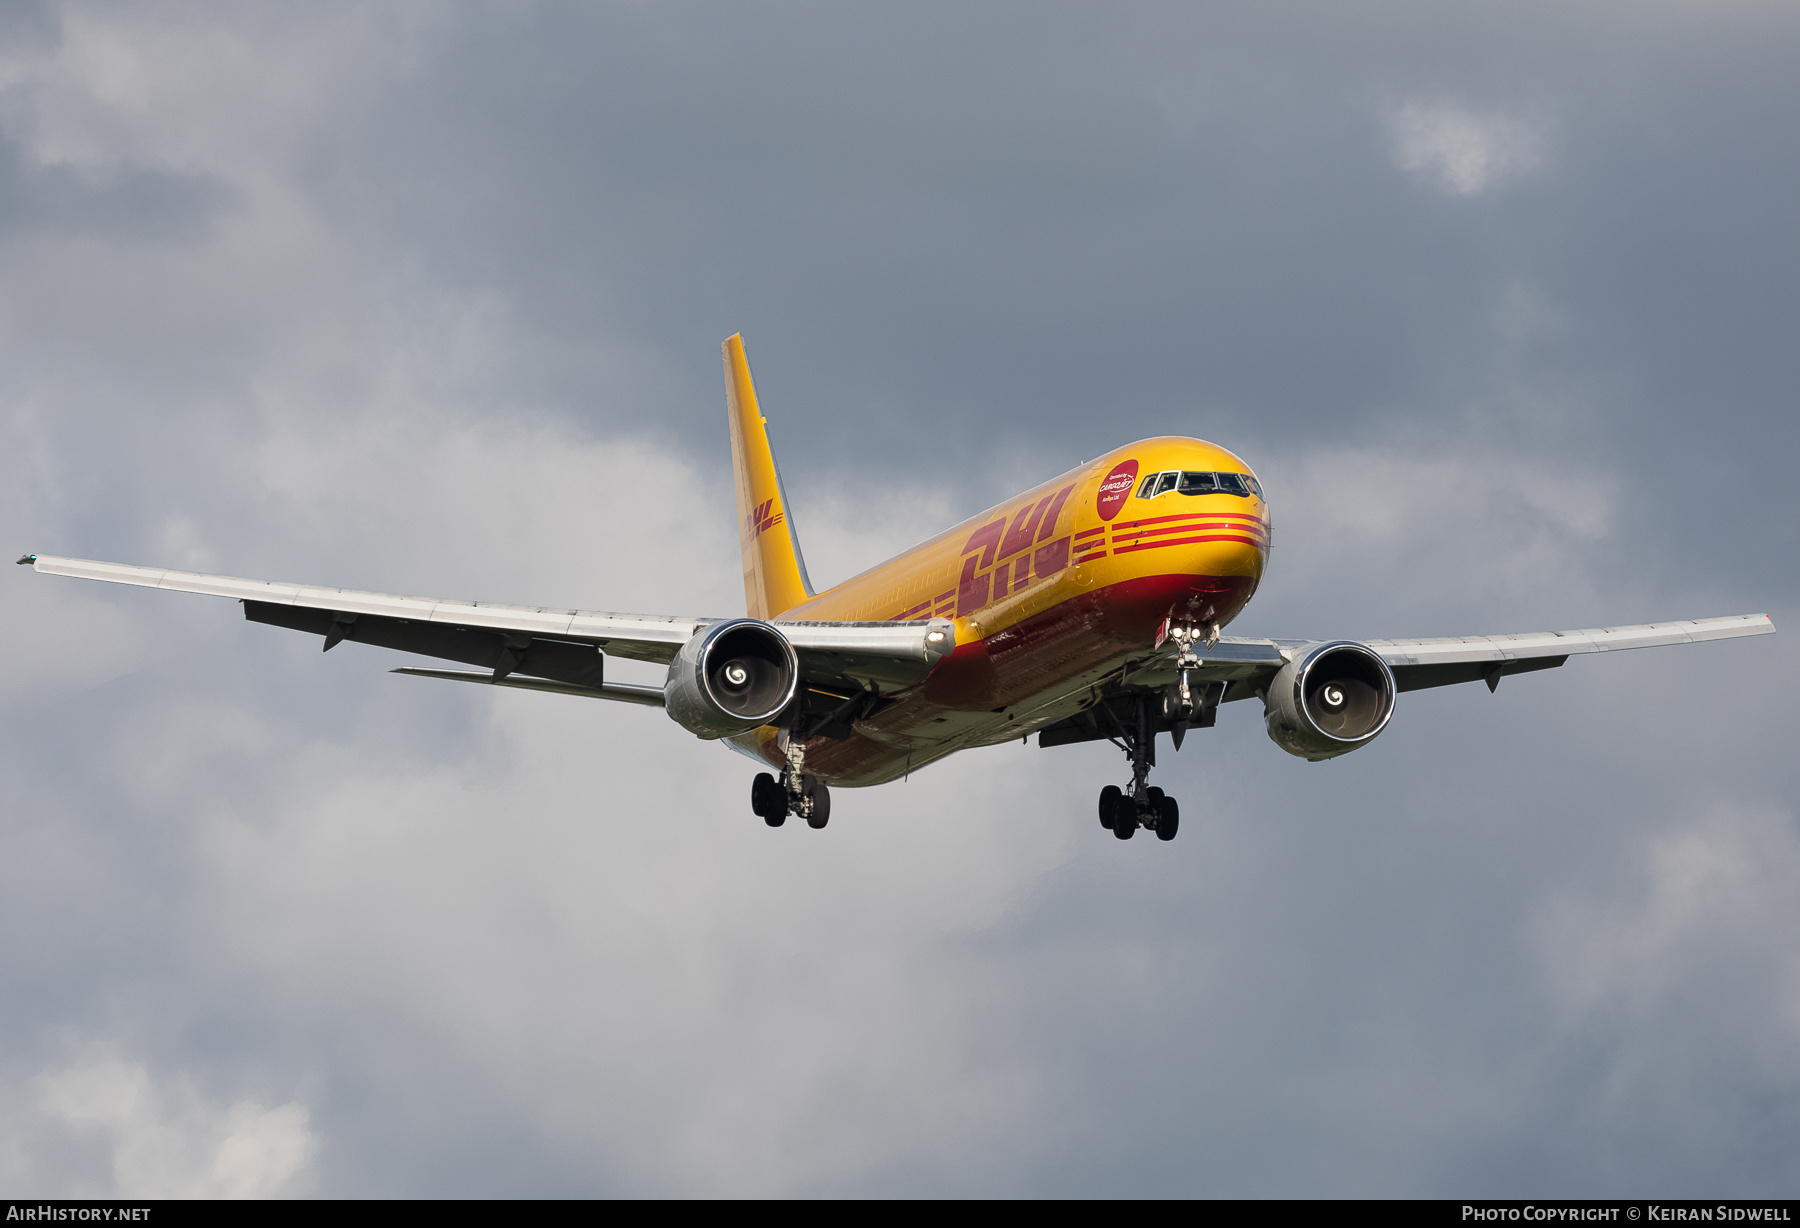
[20,336,1775,840]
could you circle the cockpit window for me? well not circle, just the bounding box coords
[1137,470,1264,500]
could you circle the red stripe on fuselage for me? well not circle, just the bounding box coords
[1112,533,1265,554]
[1115,519,1266,540]
[1111,510,1266,530]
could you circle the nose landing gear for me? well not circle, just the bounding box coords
[1093,617,1220,843]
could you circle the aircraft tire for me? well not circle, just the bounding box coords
[764,810,786,828]
[1156,796,1179,841]
[1147,785,1164,806]
[751,772,781,820]
[1112,809,1136,840]
[1098,785,1121,829]
[806,780,831,830]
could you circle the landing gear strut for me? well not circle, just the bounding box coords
[1096,692,1180,842]
[1159,617,1218,752]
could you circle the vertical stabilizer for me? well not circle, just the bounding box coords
[723,334,815,619]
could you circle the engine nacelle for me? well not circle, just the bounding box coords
[1264,640,1396,761]
[664,619,800,740]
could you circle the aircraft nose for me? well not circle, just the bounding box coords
[1209,530,1268,575]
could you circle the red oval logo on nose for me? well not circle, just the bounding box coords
[1095,459,1139,521]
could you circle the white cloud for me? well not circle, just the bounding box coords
[195,708,1075,1194]
[1535,804,1800,1025]
[0,6,417,176]
[1249,444,1620,634]
[0,567,144,708]
[22,1053,314,1198]
[1391,103,1541,196]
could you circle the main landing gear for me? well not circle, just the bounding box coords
[1096,698,1180,842]
[750,732,831,829]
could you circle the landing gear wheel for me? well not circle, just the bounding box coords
[1112,807,1137,840]
[1098,785,1121,830]
[751,772,783,823]
[1147,785,1164,807]
[1156,795,1179,841]
[805,778,831,830]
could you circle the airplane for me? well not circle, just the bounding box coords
[18,335,1776,841]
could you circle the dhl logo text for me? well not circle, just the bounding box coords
[745,498,784,543]
[954,483,1077,619]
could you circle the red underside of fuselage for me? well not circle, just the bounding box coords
[757,570,1259,786]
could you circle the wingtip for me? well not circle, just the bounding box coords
[15,553,35,566]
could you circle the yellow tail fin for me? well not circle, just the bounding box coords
[723,334,815,619]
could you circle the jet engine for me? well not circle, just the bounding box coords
[664,618,800,739]
[1264,640,1396,761]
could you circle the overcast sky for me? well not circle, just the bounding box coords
[0,1,1795,1197]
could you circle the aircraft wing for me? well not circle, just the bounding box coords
[18,554,952,701]
[1117,613,1774,698]
[1361,614,1775,692]
[1037,612,1774,749]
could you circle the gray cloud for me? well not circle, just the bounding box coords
[0,0,1794,1196]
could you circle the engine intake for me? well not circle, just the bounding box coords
[1264,641,1396,760]
[664,619,800,739]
